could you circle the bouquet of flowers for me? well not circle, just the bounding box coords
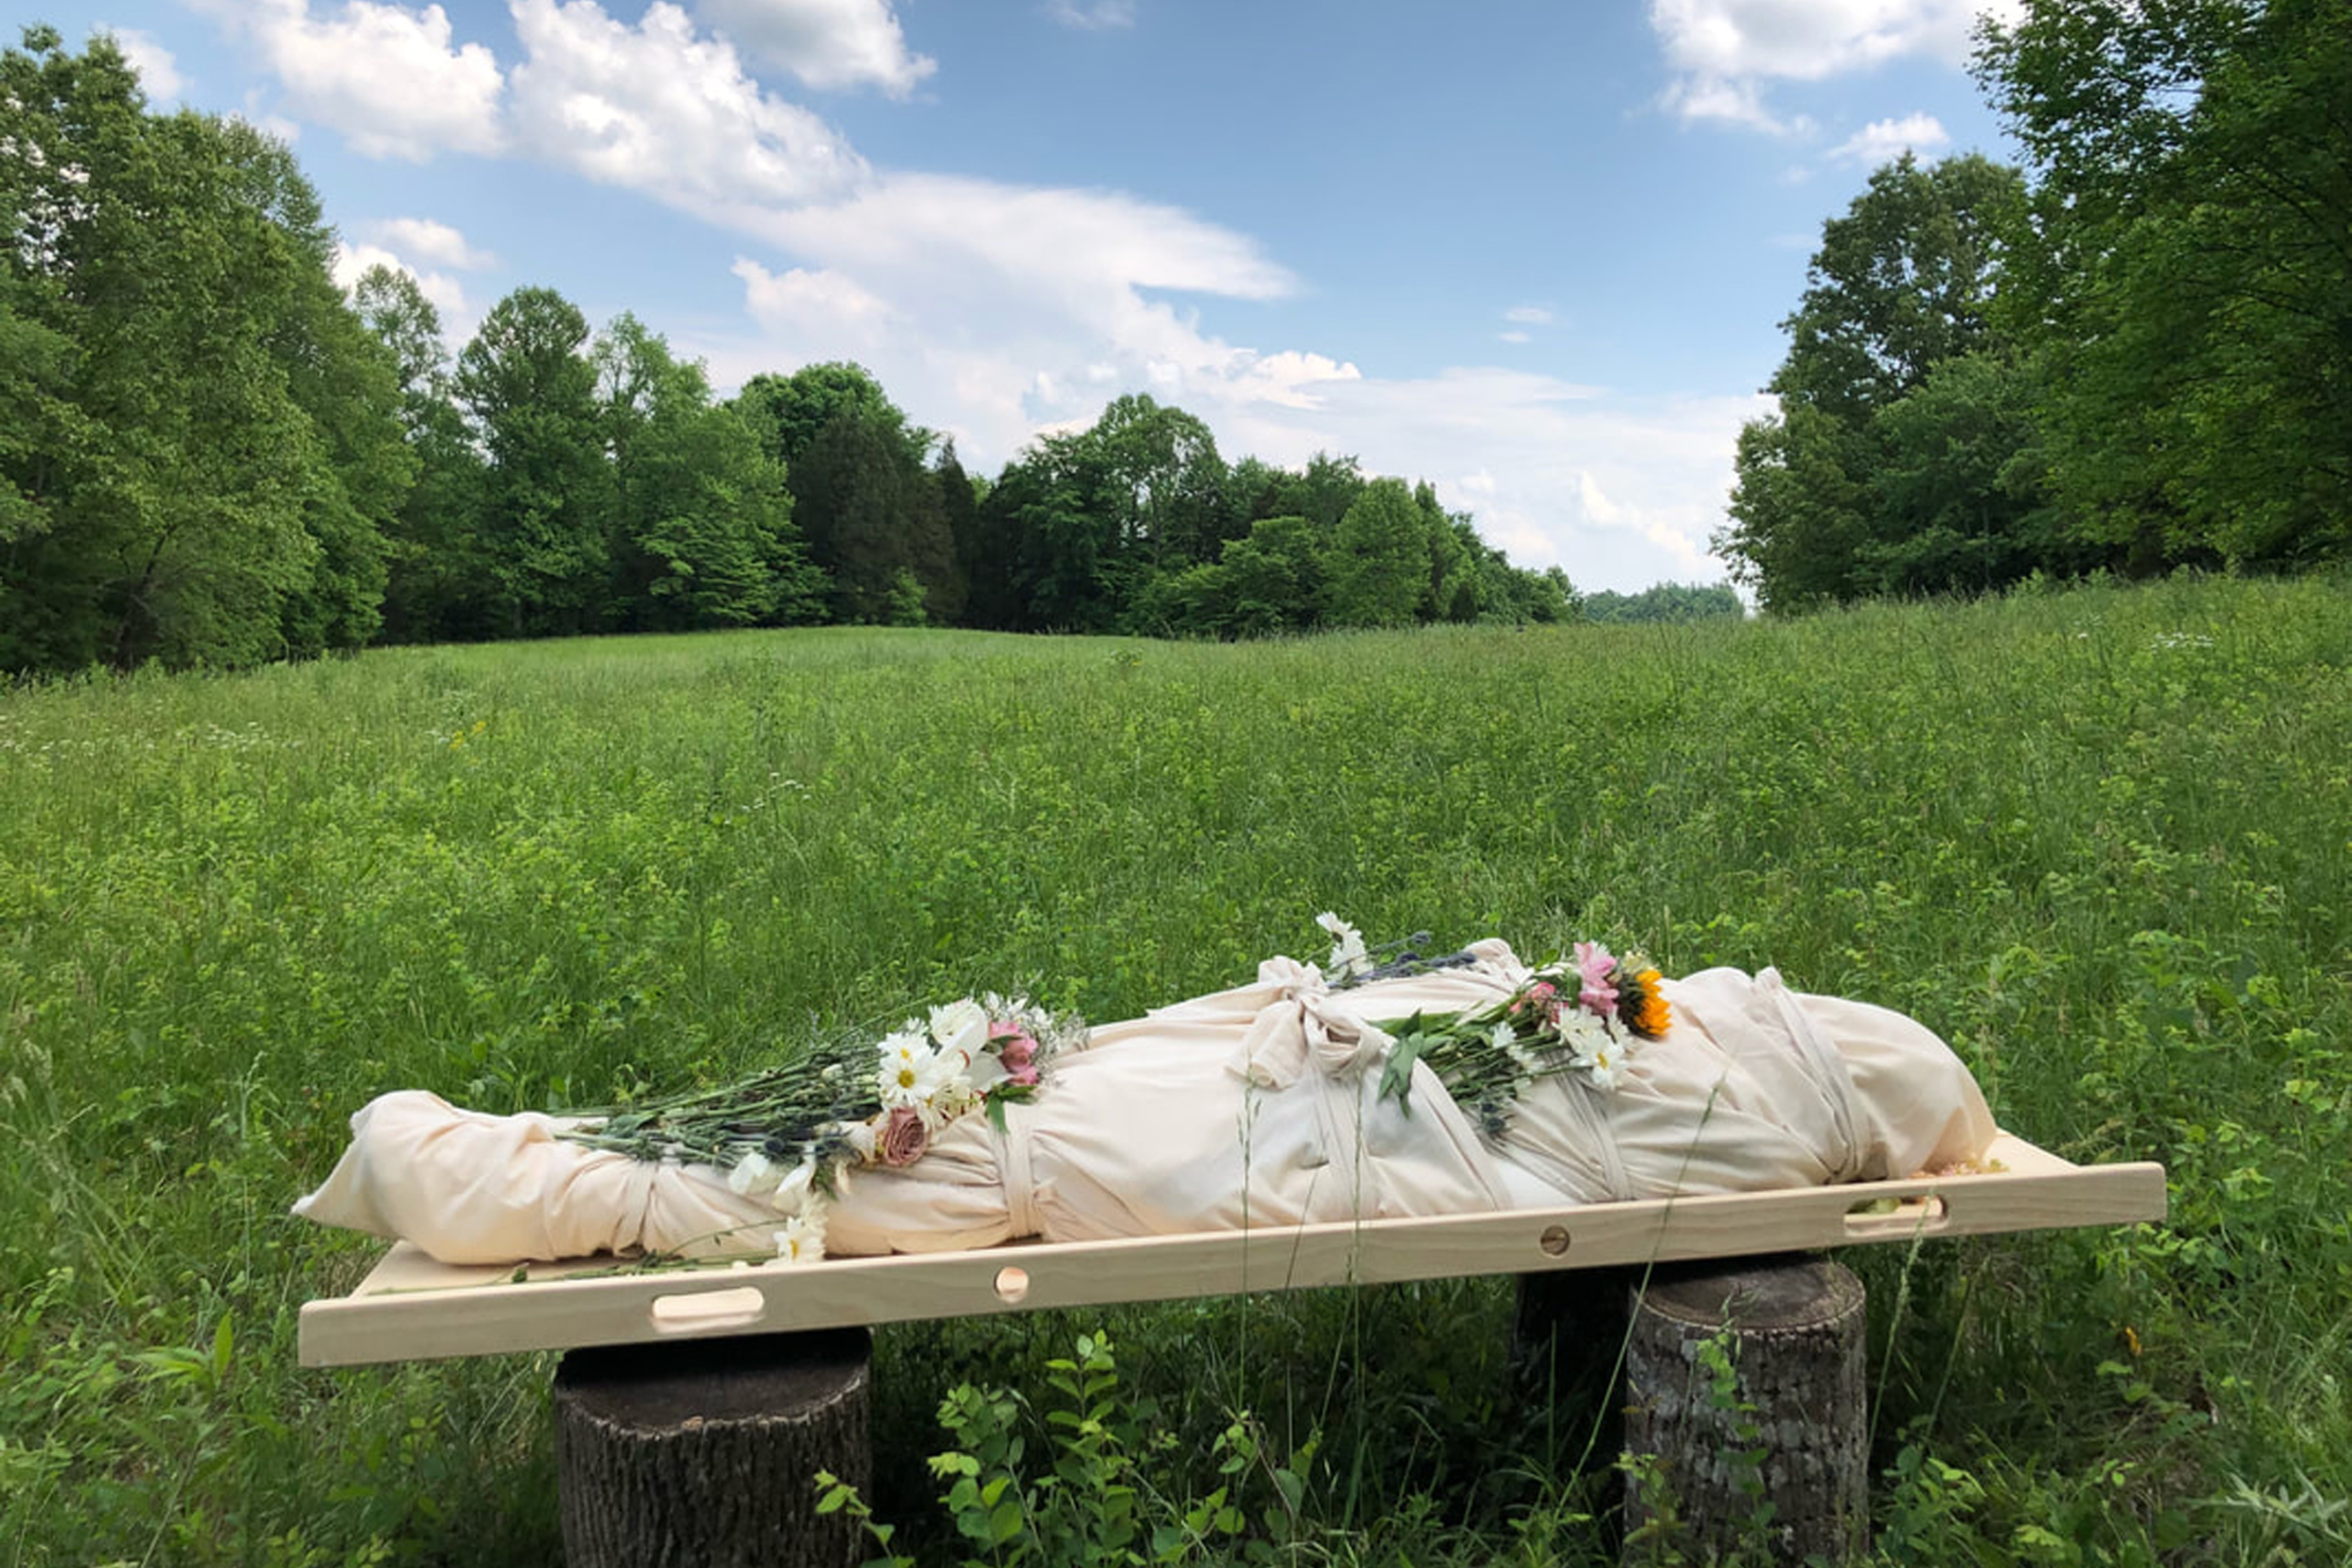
[1371,939,1671,1137]
[558,994,1085,1261]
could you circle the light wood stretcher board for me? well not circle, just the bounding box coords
[298,1131,2164,1367]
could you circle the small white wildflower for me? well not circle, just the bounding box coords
[773,1213,824,1264]
[878,1034,966,1110]
[1565,1020,1624,1092]
[1316,912,1372,980]
[1495,1019,1543,1075]
[1554,1010,1610,1057]
[928,997,989,1058]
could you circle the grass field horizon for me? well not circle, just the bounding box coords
[5,574,2348,1564]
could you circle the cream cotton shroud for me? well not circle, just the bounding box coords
[294,940,1997,1265]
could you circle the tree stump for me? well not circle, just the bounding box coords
[1620,1257,1868,1565]
[554,1327,872,1568]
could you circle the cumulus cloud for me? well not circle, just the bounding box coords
[98,26,185,101]
[1498,330,1532,345]
[363,217,498,271]
[198,0,505,160]
[1827,112,1950,165]
[697,173,1329,452]
[1202,367,1753,588]
[1046,0,1139,29]
[1651,0,2020,132]
[508,0,868,207]
[693,0,935,95]
[1503,304,1554,326]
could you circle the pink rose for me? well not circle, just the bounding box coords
[1513,980,1557,1019]
[996,1033,1036,1068]
[877,1105,930,1168]
[1574,942,1618,1015]
[1007,1060,1040,1088]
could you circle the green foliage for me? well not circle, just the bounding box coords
[0,28,408,674]
[1581,583,1743,625]
[1324,478,1428,629]
[454,286,612,638]
[1719,155,2048,610]
[596,315,822,632]
[1977,0,2352,569]
[824,1332,1316,1567]
[4,576,2347,1563]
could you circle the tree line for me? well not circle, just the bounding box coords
[0,26,1611,678]
[1717,0,2352,611]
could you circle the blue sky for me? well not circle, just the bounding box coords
[59,1,2019,593]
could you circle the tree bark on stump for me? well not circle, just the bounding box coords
[554,1327,872,1568]
[1620,1257,1868,1565]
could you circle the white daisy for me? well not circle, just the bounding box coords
[773,1211,825,1264]
[928,998,989,1058]
[1316,912,1372,980]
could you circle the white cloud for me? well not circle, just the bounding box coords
[734,259,899,342]
[332,241,475,339]
[693,0,935,96]
[1498,330,1532,345]
[691,172,1327,453]
[1047,0,1138,29]
[1650,0,2020,132]
[363,217,498,270]
[1503,304,1554,326]
[201,0,505,160]
[1827,112,1949,165]
[1216,369,1759,590]
[509,0,869,207]
[98,26,185,101]
[1661,73,1812,137]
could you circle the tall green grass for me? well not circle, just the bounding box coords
[4,575,2347,1564]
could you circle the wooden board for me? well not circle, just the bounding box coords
[298,1132,2164,1367]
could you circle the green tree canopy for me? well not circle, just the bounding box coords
[596,314,821,631]
[454,286,611,636]
[1,27,408,673]
[1325,478,1428,629]
[1718,152,2049,610]
[1977,0,2352,566]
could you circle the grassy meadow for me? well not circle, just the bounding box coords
[4,574,2348,1565]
